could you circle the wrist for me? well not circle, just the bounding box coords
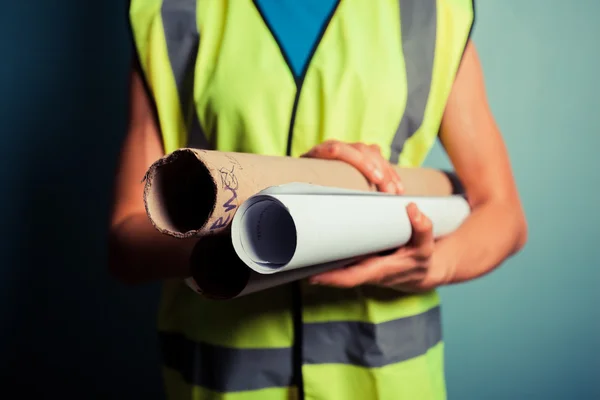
[425,241,457,288]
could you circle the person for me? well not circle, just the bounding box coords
[109,1,527,399]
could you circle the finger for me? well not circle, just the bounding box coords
[364,143,402,194]
[312,254,422,288]
[387,283,430,294]
[309,256,391,288]
[368,143,381,153]
[309,141,387,187]
[406,203,434,259]
[384,163,404,194]
[366,143,404,194]
[354,143,398,194]
[348,142,393,192]
[379,266,428,286]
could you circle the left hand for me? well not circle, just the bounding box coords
[303,140,404,194]
[302,140,442,292]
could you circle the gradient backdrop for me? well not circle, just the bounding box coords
[0,0,598,399]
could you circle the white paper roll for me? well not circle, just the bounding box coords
[231,183,470,275]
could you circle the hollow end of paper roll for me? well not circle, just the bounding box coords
[144,149,217,237]
[192,260,251,300]
[188,233,252,300]
[239,200,297,271]
[193,259,251,300]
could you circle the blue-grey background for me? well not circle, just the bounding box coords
[0,0,597,399]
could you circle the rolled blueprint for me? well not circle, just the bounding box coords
[187,183,470,300]
[231,184,470,274]
[143,149,460,238]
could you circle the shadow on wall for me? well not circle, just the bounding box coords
[0,1,164,398]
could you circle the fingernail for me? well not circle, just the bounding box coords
[373,168,384,181]
[310,279,320,285]
[386,182,396,193]
[395,181,404,193]
[413,208,421,222]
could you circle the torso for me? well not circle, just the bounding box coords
[130,0,473,398]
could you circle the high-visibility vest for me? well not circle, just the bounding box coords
[130,1,474,399]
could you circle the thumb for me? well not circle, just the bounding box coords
[406,203,433,252]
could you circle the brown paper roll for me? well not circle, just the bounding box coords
[143,148,455,238]
[186,233,346,300]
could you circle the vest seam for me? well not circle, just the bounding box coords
[277,3,342,399]
[291,282,304,399]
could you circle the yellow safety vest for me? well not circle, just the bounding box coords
[130,0,474,399]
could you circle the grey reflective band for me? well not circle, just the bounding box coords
[161,0,208,149]
[160,332,294,392]
[160,306,441,392]
[389,0,437,164]
[303,306,441,367]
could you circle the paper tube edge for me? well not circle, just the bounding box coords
[142,148,218,238]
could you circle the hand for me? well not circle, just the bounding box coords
[302,140,444,291]
[302,140,404,194]
[309,202,444,292]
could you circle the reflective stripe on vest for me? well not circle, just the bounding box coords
[161,0,209,150]
[160,306,441,393]
[130,0,474,398]
[389,0,436,164]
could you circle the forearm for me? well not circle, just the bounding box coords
[108,213,197,284]
[433,200,527,285]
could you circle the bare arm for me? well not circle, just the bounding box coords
[432,40,528,285]
[282,41,527,290]
[108,64,197,285]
